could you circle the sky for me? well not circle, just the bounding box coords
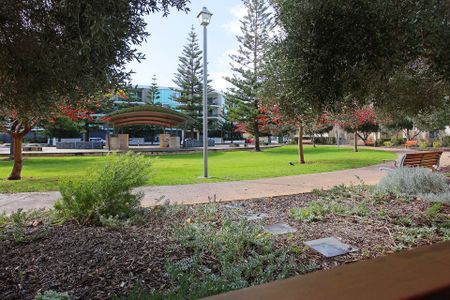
[126,0,246,93]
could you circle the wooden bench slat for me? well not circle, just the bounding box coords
[399,151,442,170]
[404,160,424,164]
[404,161,438,165]
[419,161,440,165]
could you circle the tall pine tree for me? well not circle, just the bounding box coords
[147,74,161,104]
[225,0,273,151]
[173,25,212,139]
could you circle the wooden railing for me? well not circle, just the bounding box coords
[204,241,450,300]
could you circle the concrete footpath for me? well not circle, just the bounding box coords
[1,150,448,214]
[0,162,392,214]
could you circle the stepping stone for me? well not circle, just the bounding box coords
[264,223,297,235]
[245,213,269,221]
[304,237,358,258]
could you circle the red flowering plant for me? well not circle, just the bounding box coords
[44,95,113,140]
[301,113,334,147]
[258,103,285,134]
[234,123,247,134]
[330,106,380,151]
[233,102,285,143]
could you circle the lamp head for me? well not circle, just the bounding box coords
[197,7,212,26]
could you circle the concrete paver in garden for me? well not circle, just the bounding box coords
[264,223,298,235]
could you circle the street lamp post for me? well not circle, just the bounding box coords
[197,7,212,178]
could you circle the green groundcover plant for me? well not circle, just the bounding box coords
[55,152,151,225]
[146,207,314,299]
[34,290,69,300]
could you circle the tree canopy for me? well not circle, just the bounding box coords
[0,0,189,180]
[272,0,450,113]
[173,26,209,137]
[225,0,274,152]
[0,0,189,115]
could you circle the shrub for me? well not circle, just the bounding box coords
[376,168,450,200]
[373,140,383,147]
[383,141,392,147]
[442,136,450,147]
[34,290,69,300]
[419,140,428,149]
[420,192,450,204]
[432,140,442,148]
[55,152,151,225]
[390,137,404,146]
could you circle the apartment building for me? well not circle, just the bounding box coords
[130,85,225,122]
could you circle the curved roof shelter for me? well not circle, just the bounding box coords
[107,105,191,128]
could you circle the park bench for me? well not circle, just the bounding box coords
[404,140,418,148]
[382,151,443,171]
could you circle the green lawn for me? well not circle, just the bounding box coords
[0,146,396,193]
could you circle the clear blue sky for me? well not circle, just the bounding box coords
[126,0,245,92]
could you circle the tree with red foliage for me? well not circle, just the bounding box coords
[331,106,379,152]
[302,113,334,148]
[233,103,284,146]
[44,96,113,141]
[258,103,285,137]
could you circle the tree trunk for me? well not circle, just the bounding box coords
[298,124,305,164]
[254,122,261,152]
[190,127,195,139]
[354,132,359,152]
[9,138,14,161]
[85,123,90,142]
[312,133,316,148]
[8,135,23,180]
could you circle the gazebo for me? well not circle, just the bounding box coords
[106,105,191,150]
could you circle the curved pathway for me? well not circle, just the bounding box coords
[1,149,448,214]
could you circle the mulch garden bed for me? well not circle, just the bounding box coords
[439,165,450,175]
[0,216,174,299]
[1,189,449,299]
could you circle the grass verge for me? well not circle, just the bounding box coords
[0,146,396,193]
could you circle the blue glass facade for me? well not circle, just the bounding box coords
[156,87,180,109]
